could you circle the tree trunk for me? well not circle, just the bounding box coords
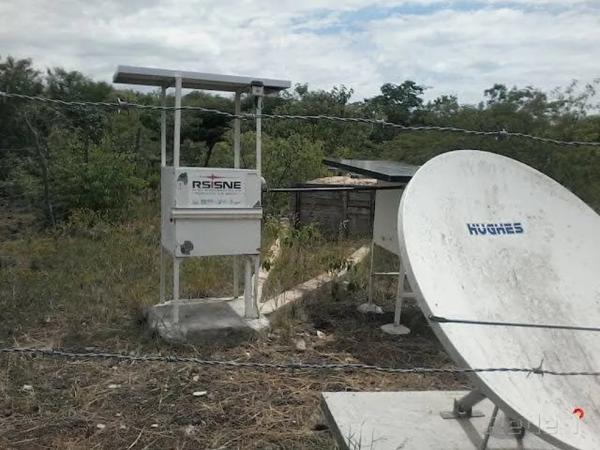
[24,114,56,227]
[135,126,142,155]
[203,143,216,167]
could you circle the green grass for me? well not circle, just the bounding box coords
[260,221,365,301]
[0,203,238,347]
[0,203,366,349]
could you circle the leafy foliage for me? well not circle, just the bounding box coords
[1,55,600,225]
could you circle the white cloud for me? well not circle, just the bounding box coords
[0,0,598,103]
[366,6,600,101]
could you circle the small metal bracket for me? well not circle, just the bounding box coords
[508,417,526,440]
[440,399,485,419]
[440,390,486,419]
[250,80,264,97]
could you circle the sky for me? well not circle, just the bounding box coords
[0,0,599,104]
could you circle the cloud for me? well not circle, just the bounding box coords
[0,0,598,103]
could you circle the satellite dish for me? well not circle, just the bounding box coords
[398,150,600,449]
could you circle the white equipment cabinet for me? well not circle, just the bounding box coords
[372,186,402,255]
[161,167,262,257]
[114,66,290,328]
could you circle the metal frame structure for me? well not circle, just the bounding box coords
[322,159,418,334]
[113,66,290,323]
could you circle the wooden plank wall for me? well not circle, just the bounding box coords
[293,184,375,238]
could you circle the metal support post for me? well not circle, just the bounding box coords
[256,95,263,176]
[480,405,499,450]
[159,246,166,303]
[357,241,383,313]
[244,256,254,318]
[233,91,242,298]
[234,91,241,168]
[441,389,486,419]
[233,256,240,299]
[381,260,411,335]
[159,87,167,305]
[160,86,167,167]
[172,256,181,324]
[241,255,260,319]
[367,240,375,304]
[251,82,264,177]
[173,75,182,167]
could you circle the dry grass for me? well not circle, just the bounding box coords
[0,297,469,449]
[0,205,469,449]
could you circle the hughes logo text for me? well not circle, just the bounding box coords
[467,222,524,236]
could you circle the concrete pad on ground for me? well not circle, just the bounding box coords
[321,391,556,450]
[147,298,269,344]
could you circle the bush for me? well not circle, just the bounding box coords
[51,145,147,217]
[13,137,149,224]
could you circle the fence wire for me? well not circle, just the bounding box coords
[1,347,599,376]
[2,91,600,148]
[2,91,600,378]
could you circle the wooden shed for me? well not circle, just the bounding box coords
[293,176,377,238]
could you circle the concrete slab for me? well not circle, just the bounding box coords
[147,297,269,343]
[321,391,557,450]
[146,244,369,344]
[380,323,410,335]
[260,245,369,315]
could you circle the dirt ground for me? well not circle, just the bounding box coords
[0,293,469,449]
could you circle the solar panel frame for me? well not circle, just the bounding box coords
[322,158,418,183]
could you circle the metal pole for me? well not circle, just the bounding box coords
[251,255,260,318]
[159,86,167,304]
[244,256,253,318]
[233,257,239,299]
[160,86,167,167]
[173,256,180,323]
[234,91,241,168]
[480,405,499,450]
[255,94,263,177]
[173,76,182,167]
[159,246,166,303]
[233,91,241,298]
[393,260,405,326]
[367,240,376,305]
[380,255,410,333]
[394,274,404,326]
[172,76,182,322]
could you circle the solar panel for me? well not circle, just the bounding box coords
[399,150,600,449]
[113,65,290,94]
[322,158,418,183]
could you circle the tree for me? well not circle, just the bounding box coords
[45,68,113,160]
[180,91,233,167]
[0,56,43,151]
[364,80,426,142]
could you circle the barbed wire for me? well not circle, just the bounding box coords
[2,91,599,148]
[1,347,599,376]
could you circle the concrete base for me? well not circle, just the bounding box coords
[357,302,384,314]
[147,298,269,343]
[321,391,556,450]
[380,323,411,335]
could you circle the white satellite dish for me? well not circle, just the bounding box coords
[399,150,600,449]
